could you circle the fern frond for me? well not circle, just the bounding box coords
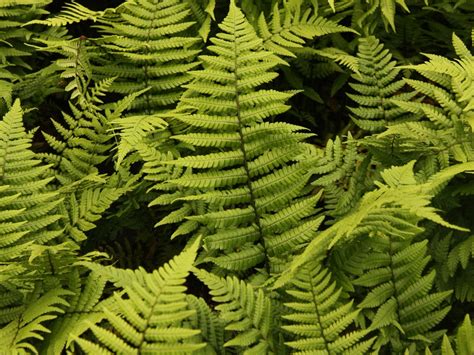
[60,186,126,243]
[193,268,275,353]
[377,33,474,168]
[348,35,417,132]
[26,1,113,27]
[40,271,118,354]
[187,295,226,354]
[0,100,63,260]
[159,0,321,274]
[352,238,451,352]
[283,259,374,354]
[112,110,168,168]
[40,77,142,186]
[312,134,373,217]
[0,288,71,354]
[93,0,203,113]
[276,161,474,289]
[256,2,353,59]
[0,0,52,93]
[431,232,474,302]
[75,238,206,354]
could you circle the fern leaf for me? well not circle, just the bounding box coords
[276,161,474,289]
[194,268,274,353]
[0,289,71,353]
[256,2,353,59]
[160,0,321,274]
[93,0,203,113]
[75,238,206,353]
[283,260,373,354]
[348,36,417,132]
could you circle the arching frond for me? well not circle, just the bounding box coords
[256,2,353,58]
[376,33,474,170]
[276,161,474,289]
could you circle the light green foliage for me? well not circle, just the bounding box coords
[27,1,114,27]
[348,35,417,132]
[0,0,473,354]
[0,0,52,106]
[40,79,115,185]
[40,272,113,354]
[194,267,275,353]
[256,1,352,58]
[92,0,203,113]
[160,1,322,274]
[283,260,374,354]
[276,161,474,288]
[74,238,207,354]
[0,100,63,271]
[354,238,451,352]
[376,33,474,170]
[0,288,71,354]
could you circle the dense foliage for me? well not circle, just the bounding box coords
[0,0,473,353]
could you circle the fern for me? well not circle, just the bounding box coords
[92,0,203,113]
[59,185,127,243]
[74,238,206,354]
[27,1,115,27]
[186,295,226,354]
[348,35,417,132]
[377,33,474,170]
[160,0,322,274]
[256,1,352,58]
[0,288,71,354]
[427,314,474,355]
[193,267,276,353]
[311,134,373,218]
[0,1,472,354]
[431,231,474,302]
[40,83,114,185]
[40,271,119,354]
[0,0,53,106]
[0,100,63,265]
[353,238,451,352]
[283,259,374,354]
[276,160,474,288]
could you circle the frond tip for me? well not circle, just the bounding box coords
[283,260,374,354]
[74,238,206,354]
